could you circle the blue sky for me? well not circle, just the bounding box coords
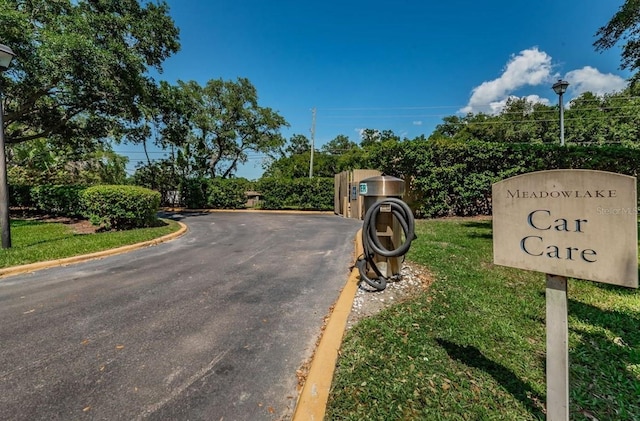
[119,0,631,179]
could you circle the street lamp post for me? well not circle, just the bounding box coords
[552,79,570,147]
[0,44,15,249]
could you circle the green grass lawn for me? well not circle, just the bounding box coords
[326,218,640,420]
[0,218,181,268]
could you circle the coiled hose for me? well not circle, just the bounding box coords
[356,197,417,291]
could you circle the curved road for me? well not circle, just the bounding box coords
[0,212,361,420]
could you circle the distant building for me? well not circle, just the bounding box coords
[245,191,262,208]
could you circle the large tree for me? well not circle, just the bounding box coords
[158,78,288,179]
[321,134,357,155]
[284,134,311,156]
[8,139,128,185]
[0,0,180,147]
[594,0,640,83]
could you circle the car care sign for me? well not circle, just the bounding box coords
[492,170,638,288]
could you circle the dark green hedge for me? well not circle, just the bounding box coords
[30,185,86,216]
[9,184,86,216]
[9,185,34,208]
[371,139,640,218]
[80,185,160,230]
[179,178,251,209]
[256,177,334,210]
[177,177,334,211]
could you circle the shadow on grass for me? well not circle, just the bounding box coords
[587,280,640,295]
[10,219,46,228]
[569,299,639,347]
[566,299,640,418]
[462,220,493,240]
[149,219,169,228]
[461,220,492,229]
[436,338,546,419]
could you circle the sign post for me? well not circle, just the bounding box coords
[492,170,638,420]
[545,274,569,420]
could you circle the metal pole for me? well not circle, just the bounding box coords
[0,90,11,248]
[559,93,565,147]
[309,107,316,178]
[546,274,569,420]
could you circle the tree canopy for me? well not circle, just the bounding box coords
[136,77,289,179]
[594,0,640,83]
[0,0,180,147]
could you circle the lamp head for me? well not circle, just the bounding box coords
[552,79,569,95]
[0,44,15,71]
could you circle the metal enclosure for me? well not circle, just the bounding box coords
[359,175,405,277]
[334,170,382,219]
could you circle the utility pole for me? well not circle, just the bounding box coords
[309,107,316,178]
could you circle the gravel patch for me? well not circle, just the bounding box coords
[346,260,434,329]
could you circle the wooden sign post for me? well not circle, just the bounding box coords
[492,170,638,420]
[545,274,569,420]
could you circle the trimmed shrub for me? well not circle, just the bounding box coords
[208,178,251,209]
[30,185,86,216]
[178,178,251,209]
[80,185,160,230]
[9,185,34,208]
[179,178,209,209]
[257,177,334,210]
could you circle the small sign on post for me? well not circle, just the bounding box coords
[492,170,638,420]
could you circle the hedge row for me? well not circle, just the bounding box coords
[25,140,634,221]
[370,139,640,218]
[179,178,251,209]
[177,177,334,211]
[9,184,160,230]
[256,177,334,210]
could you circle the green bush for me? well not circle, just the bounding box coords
[30,185,86,216]
[179,178,209,209]
[80,185,160,230]
[371,139,640,217]
[208,178,251,209]
[9,185,34,208]
[179,178,251,209]
[257,177,333,210]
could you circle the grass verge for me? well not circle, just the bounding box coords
[326,218,639,420]
[0,218,181,269]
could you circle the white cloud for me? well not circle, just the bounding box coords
[525,94,551,105]
[460,48,629,115]
[564,66,627,96]
[412,121,423,126]
[460,47,553,114]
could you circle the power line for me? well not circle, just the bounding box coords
[319,105,463,111]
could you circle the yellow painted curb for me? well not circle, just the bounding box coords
[0,221,188,279]
[292,228,363,421]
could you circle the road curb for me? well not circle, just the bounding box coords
[162,208,334,215]
[0,221,188,279]
[292,228,363,420]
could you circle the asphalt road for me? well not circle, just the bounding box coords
[0,212,361,421]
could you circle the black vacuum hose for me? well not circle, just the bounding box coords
[357,198,416,291]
